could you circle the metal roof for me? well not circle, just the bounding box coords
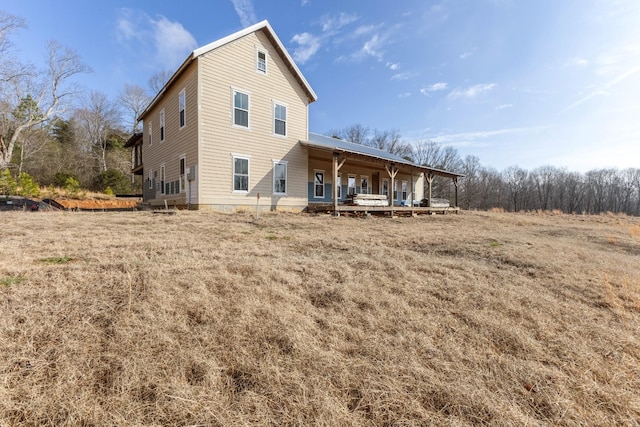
[302,132,464,178]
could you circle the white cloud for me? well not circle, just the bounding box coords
[448,83,496,99]
[391,71,417,81]
[152,16,198,67]
[420,82,448,95]
[231,0,257,28]
[386,62,399,71]
[495,103,513,110]
[459,48,476,60]
[116,9,197,70]
[320,13,358,32]
[362,34,384,60]
[431,127,545,147]
[398,92,411,98]
[565,56,589,68]
[291,32,322,64]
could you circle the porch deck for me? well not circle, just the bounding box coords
[307,203,460,216]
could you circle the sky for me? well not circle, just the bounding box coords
[3,0,640,173]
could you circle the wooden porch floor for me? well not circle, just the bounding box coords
[307,203,460,216]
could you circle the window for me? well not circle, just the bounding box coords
[360,176,369,194]
[314,171,324,198]
[348,175,356,196]
[274,103,286,136]
[179,156,186,193]
[160,164,165,195]
[337,174,342,199]
[148,122,152,146]
[257,50,266,73]
[393,181,398,201]
[381,179,389,197]
[179,89,186,128]
[233,156,249,192]
[233,90,249,128]
[273,161,287,195]
[402,181,408,200]
[160,109,165,141]
[148,170,153,190]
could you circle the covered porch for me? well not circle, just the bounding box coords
[301,133,464,216]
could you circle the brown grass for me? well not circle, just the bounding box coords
[1,210,639,426]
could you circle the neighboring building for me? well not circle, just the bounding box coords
[129,20,462,212]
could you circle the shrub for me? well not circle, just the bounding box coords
[17,173,40,197]
[64,177,82,199]
[95,169,131,194]
[0,169,18,195]
[53,171,80,188]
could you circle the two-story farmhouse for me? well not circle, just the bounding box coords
[127,20,462,212]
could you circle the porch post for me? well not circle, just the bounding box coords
[453,177,459,208]
[333,152,339,216]
[427,173,434,208]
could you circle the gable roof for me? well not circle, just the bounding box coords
[301,132,464,179]
[139,20,317,121]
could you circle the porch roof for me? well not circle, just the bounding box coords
[300,132,464,179]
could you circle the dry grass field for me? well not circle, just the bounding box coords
[1,209,639,426]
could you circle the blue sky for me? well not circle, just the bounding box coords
[3,0,639,172]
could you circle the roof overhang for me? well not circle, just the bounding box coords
[300,137,464,180]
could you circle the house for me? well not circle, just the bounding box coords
[128,20,462,213]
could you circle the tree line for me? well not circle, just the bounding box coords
[329,125,640,216]
[0,11,173,195]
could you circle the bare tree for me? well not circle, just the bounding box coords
[148,69,173,94]
[328,124,370,145]
[119,83,151,133]
[0,38,90,169]
[74,91,121,172]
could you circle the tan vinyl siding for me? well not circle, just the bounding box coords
[197,30,309,210]
[142,63,199,205]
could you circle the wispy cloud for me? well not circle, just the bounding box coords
[564,56,589,68]
[320,13,357,32]
[448,83,496,99]
[291,32,322,63]
[386,62,399,71]
[231,0,257,27]
[398,92,411,98]
[495,103,513,110]
[430,126,545,147]
[459,48,476,60]
[560,64,640,113]
[116,9,197,70]
[420,82,448,95]
[391,71,418,81]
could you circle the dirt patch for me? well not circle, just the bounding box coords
[54,198,139,210]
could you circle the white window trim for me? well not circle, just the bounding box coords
[179,89,186,129]
[272,160,288,196]
[313,170,325,199]
[402,180,408,200]
[148,122,152,146]
[231,87,251,130]
[256,47,267,74]
[179,155,186,193]
[360,175,370,195]
[348,174,357,196]
[272,100,287,137]
[160,164,166,195]
[337,174,342,199]
[148,170,153,190]
[160,109,165,142]
[381,178,389,196]
[231,153,250,193]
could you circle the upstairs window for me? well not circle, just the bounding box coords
[257,50,267,73]
[233,90,249,128]
[148,122,152,146]
[160,109,165,141]
[179,89,186,128]
[274,103,286,136]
